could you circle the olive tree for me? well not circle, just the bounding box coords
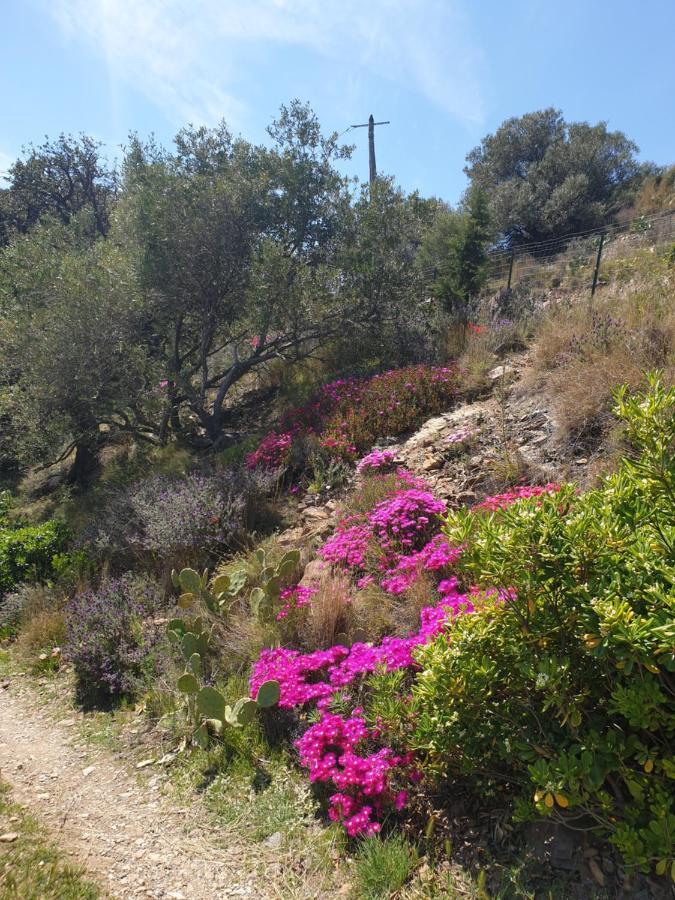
[119,103,356,446]
[465,109,639,243]
[0,219,154,484]
[0,134,116,245]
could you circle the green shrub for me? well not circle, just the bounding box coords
[0,520,68,597]
[412,376,675,876]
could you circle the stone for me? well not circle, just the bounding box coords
[575,458,588,465]
[264,831,283,849]
[588,858,605,886]
[455,490,477,505]
[413,417,448,447]
[488,364,516,381]
[0,833,19,843]
[421,456,443,472]
[304,506,330,521]
[136,758,155,769]
[82,765,96,777]
[277,527,303,545]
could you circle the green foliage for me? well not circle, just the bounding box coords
[0,224,154,476]
[0,133,115,245]
[224,548,300,624]
[334,178,440,368]
[364,669,411,735]
[168,566,280,746]
[118,103,358,445]
[0,519,68,597]
[351,834,419,899]
[413,376,675,875]
[418,185,491,325]
[465,108,640,242]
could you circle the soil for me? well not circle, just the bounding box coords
[0,678,277,899]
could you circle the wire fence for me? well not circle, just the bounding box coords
[421,208,675,297]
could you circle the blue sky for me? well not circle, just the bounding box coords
[2,0,674,204]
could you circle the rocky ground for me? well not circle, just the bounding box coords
[279,351,594,548]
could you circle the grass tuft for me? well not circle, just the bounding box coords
[351,834,419,899]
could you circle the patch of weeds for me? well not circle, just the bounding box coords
[168,729,345,892]
[351,834,419,899]
[76,703,134,750]
[400,866,474,898]
[0,779,100,899]
[172,743,315,840]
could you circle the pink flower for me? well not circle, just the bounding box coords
[356,449,398,474]
[474,483,560,512]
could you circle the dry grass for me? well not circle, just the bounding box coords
[216,611,280,673]
[298,571,353,650]
[390,570,438,636]
[350,571,439,641]
[16,609,66,660]
[351,584,397,641]
[454,298,532,396]
[338,472,405,520]
[6,584,67,666]
[534,261,675,450]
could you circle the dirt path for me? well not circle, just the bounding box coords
[0,678,273,899]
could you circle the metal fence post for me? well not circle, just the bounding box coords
[506,249,515,290]
[591,233,605,297]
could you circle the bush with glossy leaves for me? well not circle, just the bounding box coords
[413,376,675,876]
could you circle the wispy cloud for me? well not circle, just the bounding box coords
[48,0,484,130]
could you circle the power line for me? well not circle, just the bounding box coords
[486,208,675,259]
[419,207,674,285]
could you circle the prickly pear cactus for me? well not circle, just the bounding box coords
[169,564,281,748]
[170,566,238,615]
[242,550,301,623]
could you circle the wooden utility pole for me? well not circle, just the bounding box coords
[351,114,390,184]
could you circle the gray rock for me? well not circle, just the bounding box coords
[488,364,517,381]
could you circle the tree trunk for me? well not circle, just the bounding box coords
[67,441,101,489]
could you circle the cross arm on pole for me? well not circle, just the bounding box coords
[350,115,390,184]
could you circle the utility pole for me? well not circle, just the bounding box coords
[351,114,390,184]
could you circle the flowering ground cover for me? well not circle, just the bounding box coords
[249,457,552,837]
[245,365,458,471]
